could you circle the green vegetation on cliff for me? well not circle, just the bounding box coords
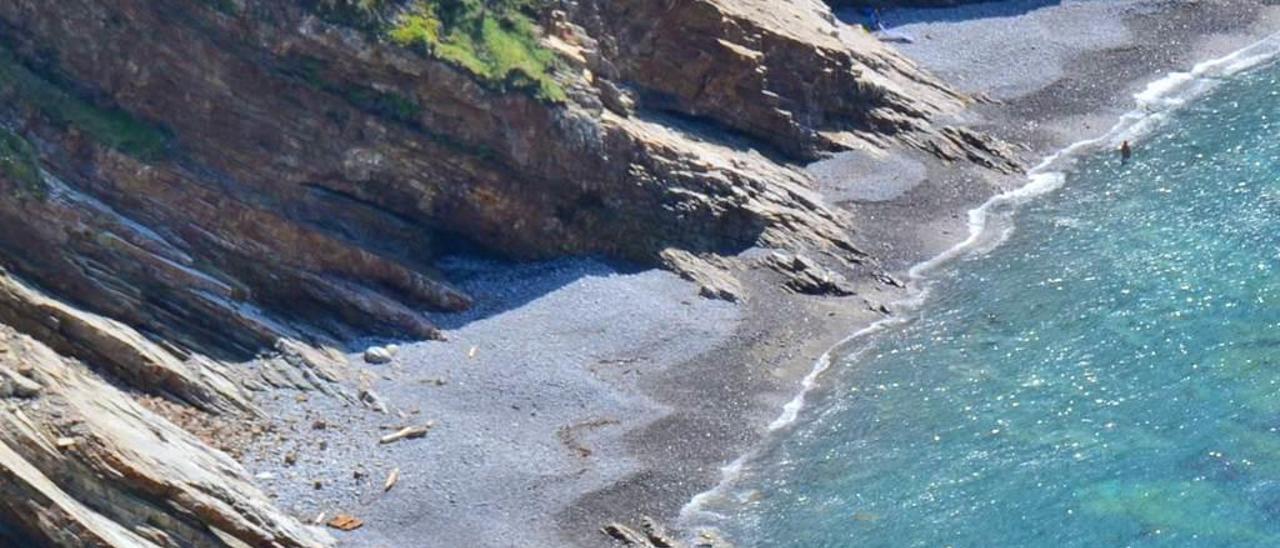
[0,128,44,198]
[283,54,425,124]
[317,0,565,102]
[389,1,565,102]
[0,47,168,160]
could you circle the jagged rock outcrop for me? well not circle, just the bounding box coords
[602,517,682,548]
[566,0,1002,161]
[0,321,332,547]
[0,0,1016,545]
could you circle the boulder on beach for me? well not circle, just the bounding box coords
[364,346,394,365]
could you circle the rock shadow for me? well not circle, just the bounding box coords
[834,0,1062,27]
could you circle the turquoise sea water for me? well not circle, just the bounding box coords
[710,62,1280,546]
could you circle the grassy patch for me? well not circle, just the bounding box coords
[390,1,565,102]
[0,46,169,161]
[0,128,45,198]
[316,0,566,103]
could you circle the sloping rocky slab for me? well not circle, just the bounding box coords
[0,321,331,547]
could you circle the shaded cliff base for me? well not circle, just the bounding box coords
[230,1,1280,547]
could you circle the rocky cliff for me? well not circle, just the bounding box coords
[0,0,1013,545]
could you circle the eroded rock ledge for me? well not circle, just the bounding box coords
[0,0,1015,545]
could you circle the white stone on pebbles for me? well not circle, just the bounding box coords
[363,346,393,365]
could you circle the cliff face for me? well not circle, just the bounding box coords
[0,0,1013,545]
[570,0,985,159]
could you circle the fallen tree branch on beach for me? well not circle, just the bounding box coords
[378,422,436,445]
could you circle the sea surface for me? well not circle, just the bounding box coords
[698,58,1280,546]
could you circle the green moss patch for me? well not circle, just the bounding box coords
[316,0,566,103]
[281,55,424,124]
[0,128,45,198]
[0,46,169,161]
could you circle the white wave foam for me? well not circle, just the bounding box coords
[677,30,1280,537]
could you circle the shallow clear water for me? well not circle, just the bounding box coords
[716,64,1280,546]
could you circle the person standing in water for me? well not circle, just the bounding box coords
[1120,140,1133,162]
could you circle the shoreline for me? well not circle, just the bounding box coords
[549,2,1280,544]
[235,2,1280,547]
[680,25,1280,539]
